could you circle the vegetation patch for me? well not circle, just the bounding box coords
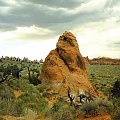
[0,59,120,119]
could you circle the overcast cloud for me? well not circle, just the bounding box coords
[0,0,120,60]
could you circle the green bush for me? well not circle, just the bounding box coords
[81,101,99,117]
[112,107,120,120]
[111,98,120,120]
[51,102,61,113]
[80,97,112,117]
[29,74,41,85]
[0,80,48,117]
[51,105,76,120]
[42,92,52,98]
[0,100,12,115]
[18,91,48,115]
[8,78,29,90]
[50,97,67,114]
[11,99,25,117]
[51,108,75,120]
[36,84,50,93]
[8,78,39,93]
[0,84,15,115]
[50,98,76,120]
[0,84,15,101]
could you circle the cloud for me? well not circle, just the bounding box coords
[0,25,55,40]
[107,0,120,7]
[64,0,108,15]
[0,0,120,59]
[71,16,120,58]
[25,0,85,9]
[0,0,8,6]
[0,0,110,29]
[0,0,115,42]
[112,42,120,54]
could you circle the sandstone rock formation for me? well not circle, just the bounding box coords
[83,56,90,65]
[90,57,120,65]
[40,31,98,96]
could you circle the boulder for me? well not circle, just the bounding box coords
[40,31,98,96]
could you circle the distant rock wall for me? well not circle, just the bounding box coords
[90,57,120,65]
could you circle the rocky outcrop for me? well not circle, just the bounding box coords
[40,32,98,96]
[90,57,120,65]
[83,56,90,65]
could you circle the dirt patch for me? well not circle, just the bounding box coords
[77,113,111,120]
[14,90,23,98]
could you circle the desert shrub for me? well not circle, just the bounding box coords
[0,98,15,115]
[112,107,120,120]
[0,83,15,101]
[87,65,120,95]
[18,91,48,115]
[51,102,62,113]
[110,98,120,120]
[42,92,52,98]
[51,105,76,120]
[0,64,11,75]
[11,99,25,117]
[51,108,76,120]
[0,100,12,115]
[0,84,15,115]
[0,59,2,62]
[8,78,38,93]
[94,98,113,113]
[50,98,76,120]
[36,84,50,93]
[8,78,28,90]
[80,100,99,117]
[0,64,22,81]
[0,80,49,116]
[80,97,112,117]
[0,81,48,117]
[24,108,38,120]
[111,80,120,98]
[12,66,22,79]
[29,74,41,85]
[51,96,68,113]
[112,98,120,107]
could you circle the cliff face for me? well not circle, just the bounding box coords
[40,32,98,96]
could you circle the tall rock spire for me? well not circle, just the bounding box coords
[40,31,98,96]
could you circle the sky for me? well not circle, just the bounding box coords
[0,0,120,60]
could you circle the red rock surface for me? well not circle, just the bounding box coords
[40,31,98,96]
[90,57,120,65]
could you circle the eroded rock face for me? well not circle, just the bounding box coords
[40,32,98,96]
